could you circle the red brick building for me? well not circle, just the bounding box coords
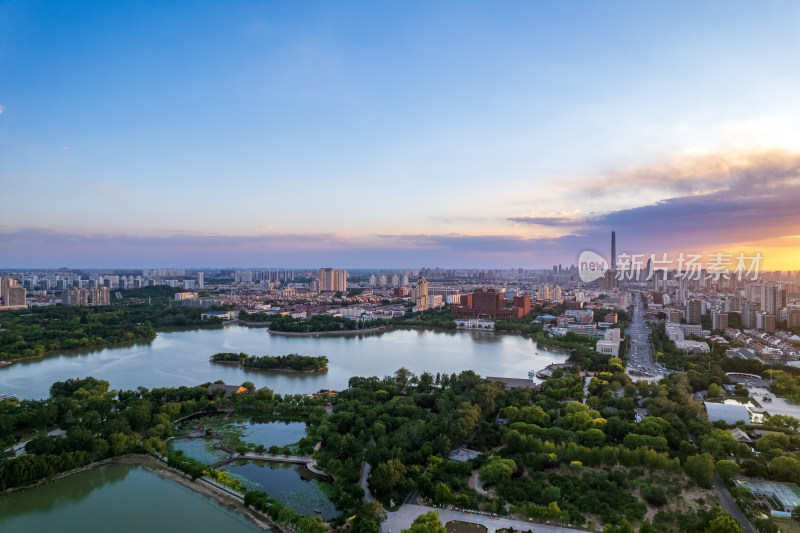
[451,289,531,319]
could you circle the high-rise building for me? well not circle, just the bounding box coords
[711,309,728,331]
[234,270,254,283]
[761,283,779,316]
[788,308,800,329]
[667,308,684,323]
[1,279,27,307]
[197,272,205,290]
[88,287,110,306]
[412,276,429,310]
[742,301,760,329]
[512,295,531,316]
[452,288,529,318]
[756,312,776,333]
[686,299,702,325]
[62,288,89,306]
[319,268,347,292]
[725,296,742,313]
[611,230,616,270]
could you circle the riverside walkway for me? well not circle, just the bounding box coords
[209,451,326,475]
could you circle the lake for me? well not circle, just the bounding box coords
[0,464,264,533]
[0,326,568,400]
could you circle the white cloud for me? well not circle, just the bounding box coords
[0,104,4,114]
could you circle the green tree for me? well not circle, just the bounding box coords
[542,485,561,503]
[715,460,741,482]
[402,511,446,533]
[685,453,715,488]
[704,514,742,533]
[354,501,387,533]
[707,383,723,399]
[767,414,800,431]
[433,482,452,505]
[479,457,517,485]
[371,459,407,501]
[769,456,800,483]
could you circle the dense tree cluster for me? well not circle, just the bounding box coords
[0,304,224,361]
[211,352,329,372]
[269,314,382,333]
[238,310,275,322]
[389,308,457,330]
[0,376,327,491]
[306,359,790,532]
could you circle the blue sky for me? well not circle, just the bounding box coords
[2,1,800,268]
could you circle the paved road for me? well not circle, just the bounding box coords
[382,504,583,533]
[627,291,671,378]
[404,488,423,505]
[713,473,757,533]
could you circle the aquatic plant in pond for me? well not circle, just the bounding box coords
[222,460,339,520]
[168,438,229,465]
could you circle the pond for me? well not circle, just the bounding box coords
[228,420,308,450]
[1,326,568,400]
[169,437,230,464]
[0,463,264,533]
[222,459,339,520]
[171,419,308,461]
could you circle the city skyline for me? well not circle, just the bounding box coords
[2,2,800,268]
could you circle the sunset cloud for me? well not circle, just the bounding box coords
[2,149,799,269]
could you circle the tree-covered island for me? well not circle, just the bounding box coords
[211,352,329,372]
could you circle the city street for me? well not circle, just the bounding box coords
[627,292,670,377]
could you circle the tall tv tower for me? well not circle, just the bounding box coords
[611,230,616,270]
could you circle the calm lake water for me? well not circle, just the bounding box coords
[234,420,307,449]
[1,326,567,400]
[223,460,339,520]
[0,464,263,533]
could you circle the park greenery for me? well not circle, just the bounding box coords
[238,310,276,322]
[269,314,385,333]
[389,307,457,330]
[211,352,329,372]
[117,285,193,305]
[4,352,800,532]
[0,376,331,533]
[301,362,781,532]
[0,303,225,362]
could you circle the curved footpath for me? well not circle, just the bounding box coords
[360,461,374,502]
[467,469,487,495]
